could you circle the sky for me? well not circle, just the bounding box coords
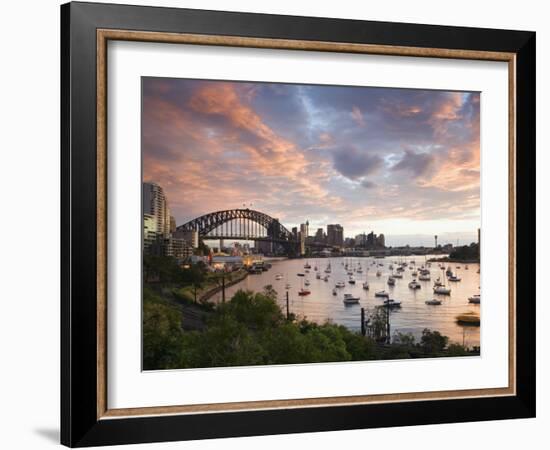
[142,77,480,247]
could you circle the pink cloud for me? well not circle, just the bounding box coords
[351,106,365,126]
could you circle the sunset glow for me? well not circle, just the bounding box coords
[142,78,480,246]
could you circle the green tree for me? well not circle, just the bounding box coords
[217,290,283,330]
[339,326,377,361]
[142,287,185,370]
[184,315,266,367]
[393,332,416,347]
[420,329,448,354]
[447,343,469,356]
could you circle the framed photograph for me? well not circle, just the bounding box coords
[61,1,536,447]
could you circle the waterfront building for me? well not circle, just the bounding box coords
[172,229,199,248]
[327,224,344,247]
[151,236,193,259]
[169,216,176,233]
[300,221,309,238]
[143,182,171,237]
[299,221,309,255]
[315,228,326,244]
[355,233,367,247]
[366,231,376,248]
[291,226,298,241]
[211,255,244,271]
[143,214,157,253]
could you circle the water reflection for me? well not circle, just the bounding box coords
[211,256,480,347]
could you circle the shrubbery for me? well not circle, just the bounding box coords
[449,243,480,261]
[143,285,476,370]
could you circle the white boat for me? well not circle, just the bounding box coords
[465,265,469,270]
[425,298,442,305]
[419,273,431,281]
[387,276,396,286]
[304,279,310,286]
[335,281,345,288]
[316,273,321,279]
[275,274,283,280]
[285,283,291,289]
[376,270,382,277]
[433,286,451,295]
[375,290,389,298]
[348,276,356,285]
[297,273,305,277]
[304,262,311,269]
[332,288,337,296]
[468,294,481,304]
[448,273,461,282]
[408,279,421,289]
[343,293,360,305]
[324,275,329,282]
[382,299,402,308]
[433,278,443,287]
[362,281,369,290]
[411,270,418,276]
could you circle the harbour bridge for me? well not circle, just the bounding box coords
[176,208,301,255]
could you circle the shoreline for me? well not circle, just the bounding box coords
[427,257,480,264]
[200,270,249,303]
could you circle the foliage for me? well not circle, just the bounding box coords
[447,343,469,356]
[420,329,449,354]
[393,332,416,346]
[143,255,205,286]
[142,287,185,370]
[195,241,210,256]
[449,243,480,261]
[143,285,477,370]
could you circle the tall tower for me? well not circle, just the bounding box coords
[143,182,171,237]
[434,235,438,248]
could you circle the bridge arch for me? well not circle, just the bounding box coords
[176,209,296,245]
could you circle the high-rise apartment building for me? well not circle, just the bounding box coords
[299,222,309,255]
[143,182,171,238]
[315,228,325,244]
[327,224,344,247]
[355,233,367,247]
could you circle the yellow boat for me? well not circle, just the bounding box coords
[455,312,480,326]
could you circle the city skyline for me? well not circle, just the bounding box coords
[143,179,477,250]
[143,77,480,244]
